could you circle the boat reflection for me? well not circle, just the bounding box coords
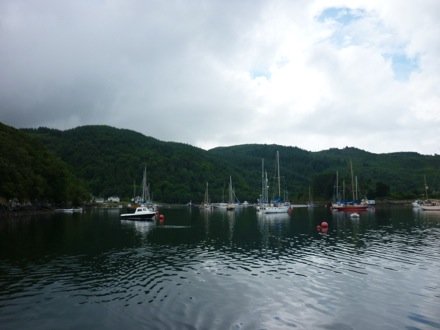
[416,208,440,226]
[121,219,155,234]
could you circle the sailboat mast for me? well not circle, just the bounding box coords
[350,160,355,201]
[265,171,268,203]
[277,151,281,198]
[229,176,233,204]
[343,180,346,201]
[336,171,339,201]
[335,171,339,202]
[206,182,209,204]
[261,158,264,203]
[355,176,358,201]
[424,175,428,199]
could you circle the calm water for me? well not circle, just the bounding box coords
[1,206,439,329]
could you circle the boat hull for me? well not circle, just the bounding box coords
[260,205,290,214]
[120,214,155,221]
[421,205,440,211]
[332,205,369,211]
[120,206,156,221]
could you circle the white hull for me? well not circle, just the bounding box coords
[421,205,440,211]
[120,207,156,220]
[412,200,423,207]
[213,203,227,209]
[55,208,83,213]
[260,205,290,214]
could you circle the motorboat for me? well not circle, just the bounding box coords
[120,206,156,220]
[412,200,423,207]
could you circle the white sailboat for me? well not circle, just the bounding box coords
[261,151,290,214]
[213,184,227,209]
[226,176,236,211]
[256,158,269,212]
[331,161,369,212]
[413,175,429,208]
[307,186,317,208]
[128,166,156,211]
[200,182,211,209]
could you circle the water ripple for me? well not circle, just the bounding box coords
[1,207,440,329]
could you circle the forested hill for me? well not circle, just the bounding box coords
[209,144,440,202]
[20,124,439,204]
[0,123,88,208]
[22,125,234,204]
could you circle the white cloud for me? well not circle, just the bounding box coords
[0,0,439,154]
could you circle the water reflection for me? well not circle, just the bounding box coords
[120,219,155,234]
[226,211,235,245]
[415,209,440,226]
[2,206,440,330]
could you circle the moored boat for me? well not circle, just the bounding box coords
[120,206,156,220]
[332,203,369,211]
[421,202,440,211]
[200,182,212,209]
[413,176,430,208]
[55,207,83,213]
[226,176,236,211]
[260,151,290,214]
[421,205,440,211]
[412,200,423,207]
[331,161,370,212]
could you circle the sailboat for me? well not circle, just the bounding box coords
[122,167,157,219]
[307,186,316,208]
[128,166,154,210]
[412,175,429,208]
[213,184,227,209]
[260,151,290,214]
[331,161,369,211]
[200,182,211,209]
[140,166,151,205]
[256,159,268,212]
[226,176,236,211]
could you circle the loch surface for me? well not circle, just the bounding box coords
[1,206,439,329]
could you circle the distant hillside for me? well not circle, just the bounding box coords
[23,125,234,203]
[0,123,89,208]
[209,144,440,201]
[21,125,440,204]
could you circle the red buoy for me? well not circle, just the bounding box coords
[159,214,164,220]
[321,221,328,228]
[316,225,321,231]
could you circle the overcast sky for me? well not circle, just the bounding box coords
[1,0,439,155]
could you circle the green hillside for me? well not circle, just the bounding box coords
[0,123,89,208]
[20,124,440,204]
[22,125,233,204]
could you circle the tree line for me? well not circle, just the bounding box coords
[1,122,439,207]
